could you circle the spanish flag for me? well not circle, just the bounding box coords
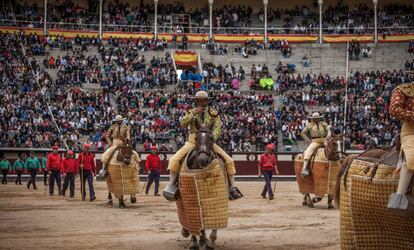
[174,50,198,66]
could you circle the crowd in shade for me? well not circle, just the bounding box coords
[259,2,414,35]
[1,1,413,35]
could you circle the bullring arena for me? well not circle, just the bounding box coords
[0,0,414,249]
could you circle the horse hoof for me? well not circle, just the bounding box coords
[199,238,206,247]
[181,228,190,238]
[302,201,308,207]
[203,241,215,250]
[189,246,199,250]
[328,205,335,210]
[119,202,126,209]
[130,197,137,203]
[108,200,113,205]
[307,203,314,208]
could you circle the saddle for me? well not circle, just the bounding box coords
[304,144,325,173]
[342,146,400,191]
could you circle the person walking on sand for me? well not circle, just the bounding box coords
[258,144,279,200]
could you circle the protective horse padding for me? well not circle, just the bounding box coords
[294,149,340,196]
[177,158,229,235]
[106,163,140,198]
[294,154,314,194]
[340,159,414,250]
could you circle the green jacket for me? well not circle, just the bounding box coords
[180,107,221,141]
[41,157,47,169]
[0,160,11,170]
[25,157,41,170]
[13,160,25,171]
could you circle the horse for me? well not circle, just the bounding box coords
[176,120,229,250]
[105,139,141,208]
[334,134,400,206]
[332,135,414,249]
[293,132,343,209]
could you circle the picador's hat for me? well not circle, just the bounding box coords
[113,115,124,122]
[192,91,210,99]
[310,112,322,119]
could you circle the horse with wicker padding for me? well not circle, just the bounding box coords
[335,136,414,249]
[102,139,141,208]
[293,132,343,209]
[165,120,242,250]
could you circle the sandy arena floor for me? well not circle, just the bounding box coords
[0,180,339,250]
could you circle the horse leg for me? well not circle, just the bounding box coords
[119,195,126,208]
[306,194,314,208]
[328,194,334,209]
[189,235,199,250]
[302,194,308,206]
[199,230,207,247]
[181,227,190,238]
[312,196,323,204]
[108,192,113,205]
[130,193,137,203]
[204,230,217,250]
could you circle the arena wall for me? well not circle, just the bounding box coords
[1,149,362,177]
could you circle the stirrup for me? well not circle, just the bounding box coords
[388,193,414,216]
[301,167,310,178]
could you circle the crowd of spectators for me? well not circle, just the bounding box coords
[1,30,413,152]
[0,31,115,150]
[200,63,243,91]
[278,69,414,150]
[2,1,413,35]
[405,59,414,71]
[98,37,177,90]
[113,90,276,152]
[409,40,414,54]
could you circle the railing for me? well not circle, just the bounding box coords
[1,18,413,37]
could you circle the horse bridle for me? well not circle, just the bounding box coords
[195,130,214,159]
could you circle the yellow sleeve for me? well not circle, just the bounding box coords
[126,126,131,140]
[212,115,222,141]
[301,123,311,140]
[180,109,195,128]
[106,125,114,142]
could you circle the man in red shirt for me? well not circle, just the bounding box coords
[145,146,163,196]
[77,143,96,201]
[46,145,62,196]
[61,150,78,198]
[258,144,279,200]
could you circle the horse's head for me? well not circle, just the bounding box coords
[194,119,215,168]
[118,139,133,165]
[325,128,343,161]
